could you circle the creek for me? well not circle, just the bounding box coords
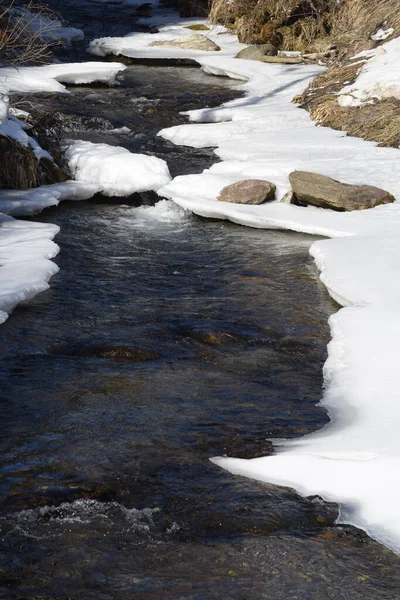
[1,3,400,598]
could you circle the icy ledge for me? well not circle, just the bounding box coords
[0,62,126,95]
[0,215,59,324]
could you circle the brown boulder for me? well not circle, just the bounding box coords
[218,179,276,205]
[289,171,396,211]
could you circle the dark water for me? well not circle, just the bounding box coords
[1,3,400,598]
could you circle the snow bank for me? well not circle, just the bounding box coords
[0,214,59,323]
[0,181,100,217]
[66,140,171,196]
[338,35,400,106]
[0,62,126,95]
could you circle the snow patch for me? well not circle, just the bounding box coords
[338,35,400,106]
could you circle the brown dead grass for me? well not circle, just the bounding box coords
[295,62,400,148]
[209,0,400,51]
[0,136,67,189]
[210,0,336,47]
[332,0,400,56]
[303,96,400,148]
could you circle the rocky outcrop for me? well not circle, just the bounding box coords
[289,171,396,211]
[149,34,220,51]
[235,44,277,61]
[218,179,276,204]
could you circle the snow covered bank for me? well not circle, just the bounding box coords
[0,62,126,95]
[97,18,400,552]
[338,36,400,107]
[0,215,59,324]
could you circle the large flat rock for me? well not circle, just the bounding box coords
[289,171,396,211]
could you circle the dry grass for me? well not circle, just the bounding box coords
[332,0,400,56]
[210,0,336,47]
[295,60,400,148]
[0,0,60,66]
[308,98,400,147]
[0,135,67,189]
[209,0,400,50]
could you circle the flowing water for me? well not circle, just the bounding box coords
[1,3,400,598]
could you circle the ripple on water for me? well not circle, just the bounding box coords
[0,499,176,540]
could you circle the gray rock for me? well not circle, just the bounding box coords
[289,171,396,211]
[218,179,276,205]
[235,44,277,61]
[149,34,220,52]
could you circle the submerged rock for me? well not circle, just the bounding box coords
[235,44,278,61]
[149,34,220,52]
[53,343,160,362]
[289,171,396,211]
[218,179,276,205]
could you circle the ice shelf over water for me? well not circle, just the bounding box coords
[0,62,126,95]
[93,18,400,553]
[0,215,59,324]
